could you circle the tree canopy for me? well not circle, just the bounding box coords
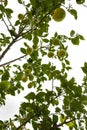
[0,0,87,130]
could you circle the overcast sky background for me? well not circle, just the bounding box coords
[0,0,87,129]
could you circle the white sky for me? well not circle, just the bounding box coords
[0,0,87,129]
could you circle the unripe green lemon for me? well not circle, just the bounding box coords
[25,68,32,75]
[0,80,11,90]
[52,38,60,45]
[22,76,28,82]
[23,63,28,69]
[26,47,33,55]
[33,45,38,50]
[53,8,66,22]
[18,13,24,20]
[29,74,34,81]
[47,51,54,58]
[57,49,66,57]
[28,82,34,88]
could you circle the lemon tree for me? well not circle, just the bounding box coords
[0,0,86,130]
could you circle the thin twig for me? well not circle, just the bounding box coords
[83,4,87,7]
[0,54,27,67]
[49,118,76,130]
[51,63,54,92]
[0,36,19,61]
[0,3,60,62]
[2,16,10,32]
[15,114,38,130]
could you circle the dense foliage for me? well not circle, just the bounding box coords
[0,0,87,130]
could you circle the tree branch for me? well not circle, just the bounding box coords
[0,54,27,67]
[49,118,76,130]
[0,3,60,62]
[15,114,38,130]
[0,37,19,61]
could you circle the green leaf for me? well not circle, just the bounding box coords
[0,70,3,75]
[67,122,74,127]
[71,36,79,45]
[81,67,87,74]
[20,48,26,54]
[30,0,38,8]
[54,32,58,37]
[31,50,38,60]
[69,9,77,19]
[18,0,22,4]
[60,114,66,122]
[23,32,32,40]
[5,8,13,18]
[81,95,87,105]
[36,92,45,101]
[76,0,85,4]
[15,72,23,81]
[79,35,85,40]
[70,30,75,37]
[81,62,87,74]
[15,20,20,26]
[65,60,70,65]
[42,38,49,43]
[53,114,58,124]
[32,121,38,130]
[55,107,61,112]
[73,86,82,97]
[1,70,10,80]
[24,42,29,47]
[33,35,39,45]
[4,0,8,6]
[24,92,35,101]
[27,32,32,40]
[9,29,18,37]
[70,100,84,112]
[0,5,4,12]
[0,13,2,19]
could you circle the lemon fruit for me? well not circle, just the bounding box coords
[47,51,54,58]
[0,80,11,90]
[53,8,66,22]
[28,82,34,88]
[33,44,38,50]
[22,76,28,82]
[52,38,60,46]
[29,74,34,81]
[23,63,28,69]
[18,14,24,20]
[57,49,66,57]
[25,68,32,75]
[26,47,33,55]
